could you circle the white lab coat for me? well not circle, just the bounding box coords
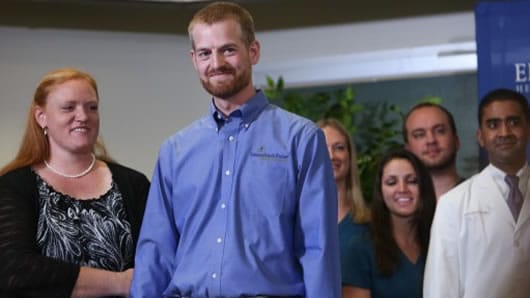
[423,164,530,298]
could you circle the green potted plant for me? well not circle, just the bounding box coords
[264,77,404,199]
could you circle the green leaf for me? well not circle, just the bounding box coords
[263,77,427,200]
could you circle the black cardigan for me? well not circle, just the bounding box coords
[0,163,150,298]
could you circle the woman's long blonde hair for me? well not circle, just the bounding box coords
[0,68,112,176]
[318,118,370,223]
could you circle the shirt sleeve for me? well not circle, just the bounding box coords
[423,193,460,298]
[294,128,341,298]
[341,235,372,288]
[131,141,180,298]
[0,184,79,297]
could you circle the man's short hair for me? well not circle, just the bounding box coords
[402,103,458,143]
[478,88,530,124]
[188,1,256,49]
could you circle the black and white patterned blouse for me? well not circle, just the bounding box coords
[35,175,133,272]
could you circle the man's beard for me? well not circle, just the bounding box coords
[201,65,252,99]
[426,149,457,172]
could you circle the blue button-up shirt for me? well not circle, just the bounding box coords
[131,91,340,298]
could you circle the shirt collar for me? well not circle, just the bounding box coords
[209,89,268,127]
[487,162,529,198]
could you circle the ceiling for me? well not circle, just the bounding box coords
[2,0,478,34]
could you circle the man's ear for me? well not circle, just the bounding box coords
[249,40,260,65]
[476,128,484,147]
[190,49,199,71]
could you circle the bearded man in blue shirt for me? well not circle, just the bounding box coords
[130,2,340,298]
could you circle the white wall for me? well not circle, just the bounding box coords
[255,12,476,87]
[0,27,208,176]
[0,12,475,177]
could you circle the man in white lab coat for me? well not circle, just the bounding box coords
[423,88,530,298]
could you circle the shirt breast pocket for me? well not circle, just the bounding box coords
[238,158,294,248]
[240,159,290,218]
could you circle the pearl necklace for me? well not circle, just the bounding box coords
[44,154,96,178]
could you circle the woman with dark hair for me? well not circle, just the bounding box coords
[342,148,436,298]
[0,68,150,297]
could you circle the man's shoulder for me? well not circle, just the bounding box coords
[438,170,489,209]
[162,114,212,145]
[261,103,319,134]
[441,175,472,199]
[264,103,314,123]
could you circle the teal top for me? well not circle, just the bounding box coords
[338,213,368,281]
[341,232,425,298]
[338,213,368,254]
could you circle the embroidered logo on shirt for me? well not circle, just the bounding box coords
[250,146,288,161]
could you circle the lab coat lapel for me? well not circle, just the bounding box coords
[472,170,515,228]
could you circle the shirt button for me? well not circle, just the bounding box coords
[216,237,222,243]
[211,273,217,279]
[225,170,230,176]
[221,203,226,209]
[228,135,235,142]
[244,123,249,128]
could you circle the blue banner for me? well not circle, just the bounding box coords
[475,1,530,165]
[476,1,530,99]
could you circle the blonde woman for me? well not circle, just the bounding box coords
[318,119,371,269]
